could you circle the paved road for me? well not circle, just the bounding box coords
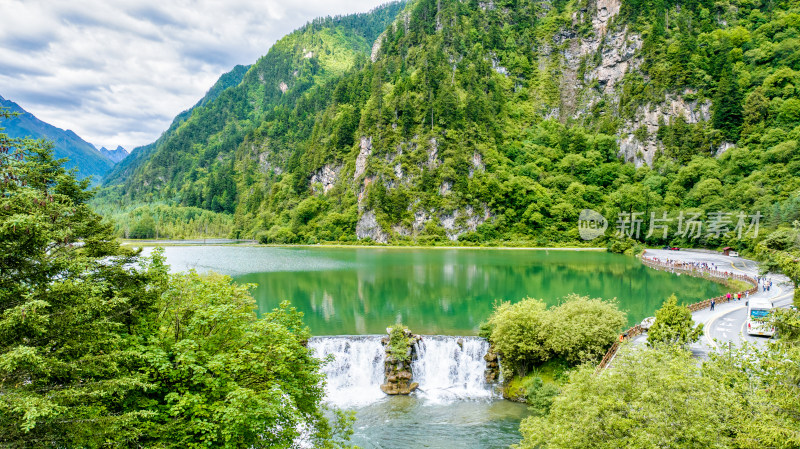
[637,249,795,355]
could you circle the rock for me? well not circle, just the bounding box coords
[484,345,501,384]
[356,210,388,243]
[371,33,384,62]
[381,327,420,395]
[354,136,372,180]
[717,141,735,156]
[617,92,713,166]
[427,138,439,168]
[309,164,341,194]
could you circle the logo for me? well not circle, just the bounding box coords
[578,209,608,241]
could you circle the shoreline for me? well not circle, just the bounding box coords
[120,239,607,251]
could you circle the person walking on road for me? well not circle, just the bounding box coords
[710,298,716,311]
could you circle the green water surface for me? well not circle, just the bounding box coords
[147,246,729,335]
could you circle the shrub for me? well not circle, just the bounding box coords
[487,295,626,376]
[647,294,703,346]
[387,324,412,362]
[548,294,627,364]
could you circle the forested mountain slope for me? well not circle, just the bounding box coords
[103,0,800,247]
[100,64,251,188]
[99,3,406,211]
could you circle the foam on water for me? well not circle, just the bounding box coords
[412,336,494,403]
[308,336,386,407]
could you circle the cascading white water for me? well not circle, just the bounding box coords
[412,336,494,403]
[308,336,386,407]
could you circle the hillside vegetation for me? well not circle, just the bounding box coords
[99,0,799,251]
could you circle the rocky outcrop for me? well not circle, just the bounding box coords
[588,31,642,93]
[354,136,372,179]
[310,164,340,194]
[618,92,712,166]
[440,205,492,240]
[592,0,621,36]
[427,137,439,168]
[356,210,388,243]
[380,327,421,395]
[370,33,385,62]
[484,345,500,383]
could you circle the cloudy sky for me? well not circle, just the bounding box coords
[0,0,387,151]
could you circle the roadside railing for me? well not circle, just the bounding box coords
[595,255,758,374]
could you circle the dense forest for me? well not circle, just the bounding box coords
[0,112,356,447]
[95,0,800,255]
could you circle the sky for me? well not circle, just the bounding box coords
[0,0,388,151]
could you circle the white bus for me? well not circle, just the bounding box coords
[746,298,775,337]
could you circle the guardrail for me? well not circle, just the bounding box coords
[595,256,758,374]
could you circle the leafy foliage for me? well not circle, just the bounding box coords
[0,113,352,448]
[515,347,741,449]
[487,295,626,376]
[387,323,413,362]
[647,294,704,346]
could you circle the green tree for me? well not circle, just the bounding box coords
[704,310,800,449]
[515,347,740,449]
[487,298,551,376]
[0,116,169,445]
[137,272,346,448]
[647,294,704,346]
[712,64,744,142]
[756,229,800,302]
[488,295,625,375]
[0,113,353,448]
[547,294,627,364]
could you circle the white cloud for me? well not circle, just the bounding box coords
[0,0,389,150]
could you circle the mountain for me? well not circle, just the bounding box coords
[100,2,405,203]
[99,146,129,163]
[0,94,115,181]
[102,0,800,247]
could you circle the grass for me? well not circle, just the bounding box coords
[727,279,754,292]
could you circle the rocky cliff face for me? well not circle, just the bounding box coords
[283,0,718,242]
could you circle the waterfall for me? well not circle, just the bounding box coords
[308,336,386,407]
[412,336,494,403]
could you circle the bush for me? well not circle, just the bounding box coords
[647,294,703,346]
[524,376,560,417]
[387,324,412,362]
[488,298,551,377]
[548,294,627,364]
[487,295,626,376]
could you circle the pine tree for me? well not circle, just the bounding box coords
[712,62,744,142]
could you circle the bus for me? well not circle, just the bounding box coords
[746,298,775,337]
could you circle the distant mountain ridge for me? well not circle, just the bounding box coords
[99,146,129,163]
[0,94,115,181]
[100,1,407,206]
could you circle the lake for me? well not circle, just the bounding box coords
[142,245,729,335]
[141,244,729,448]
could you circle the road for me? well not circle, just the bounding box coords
[638,249,795,355]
